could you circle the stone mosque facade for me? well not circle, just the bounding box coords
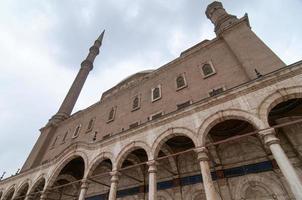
[1,1,302,200]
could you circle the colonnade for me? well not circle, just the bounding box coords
[72,129,302,200]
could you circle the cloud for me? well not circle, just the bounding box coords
[0,0,301,179]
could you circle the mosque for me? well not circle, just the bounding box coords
[1,1,302,200]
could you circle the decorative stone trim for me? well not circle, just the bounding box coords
[195,147,209,162]
[147,161,158,173]
[259,128,280,146]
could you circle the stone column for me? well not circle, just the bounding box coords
[40,192,47,200]
[261,128,302,199]
[147,161,157,200]
[78,179,89,200]
[195,147,220,200]
[108,171,120,200]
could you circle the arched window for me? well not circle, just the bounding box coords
[176,74,186,90]
[132,96,140,110]
[50,136,58,149]
[201,63,215,77]
[86,118,94,132]
[108,107,116,122]
[152,85,161,102]
[62,131,68,143]
[72,125,81,138]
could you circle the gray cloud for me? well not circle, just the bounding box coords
[0,0,301,179]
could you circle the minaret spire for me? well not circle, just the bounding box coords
[48,30,105,126]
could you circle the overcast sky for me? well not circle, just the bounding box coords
[0,0,301,179]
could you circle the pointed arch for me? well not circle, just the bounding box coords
[258,86,302,126]
[198,109,266,146]
[115,141,152,170]
[152,127,199,159]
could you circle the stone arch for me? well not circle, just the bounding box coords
[233,174,287,200]
[2,185,15,200]
[198,109,266,146]
[258,86,302,127]
[46,150,88,188]
[14,180,30,199]
[85,152,114,178]
[27,175,46,196]
[152,127,199,159]
[115,141,152,170]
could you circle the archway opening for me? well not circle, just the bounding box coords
[117,148,149,199]
[86,159,112,199]
[28,178,45,199]
[15,183,29,200]
[156,135,200,200]
[3,187,14,200]
[243,183,277,200]
[47,156,85,200]
[268,98,302,161]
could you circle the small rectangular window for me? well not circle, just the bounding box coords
[209,87,224,97]
[102,133,111,140]
[150,112,163,120]
[129,122,139,129]
[177,101,191,110]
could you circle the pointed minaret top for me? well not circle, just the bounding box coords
[97,29,105,44]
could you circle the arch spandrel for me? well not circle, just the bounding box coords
[198,109,266,146]
[114,141,152,170]
[151,127,199,159]
[258,86,302,127]
[85,152,114,178]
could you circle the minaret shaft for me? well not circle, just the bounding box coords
[49,30,105,125]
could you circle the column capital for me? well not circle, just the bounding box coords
[195,147,209,161]
[147,160,158,173]
[259,128,280,146]
[80,179,89,189]
[110,171,120,183]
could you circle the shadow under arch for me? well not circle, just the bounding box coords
[85,152,114,178]
[2,185,15,200]
[258,86,302,127]
[151,127,199,159]
[115,141,152,170]
[198,109,266,146]
[233,174,287,200]
[27,175,46,199]
[46,150,88,188]
[14,180,30,200]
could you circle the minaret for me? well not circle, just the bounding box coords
[205,1,239,35]
[48,30,105,126]
[205,1,285,79]
[21,31,105,171]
